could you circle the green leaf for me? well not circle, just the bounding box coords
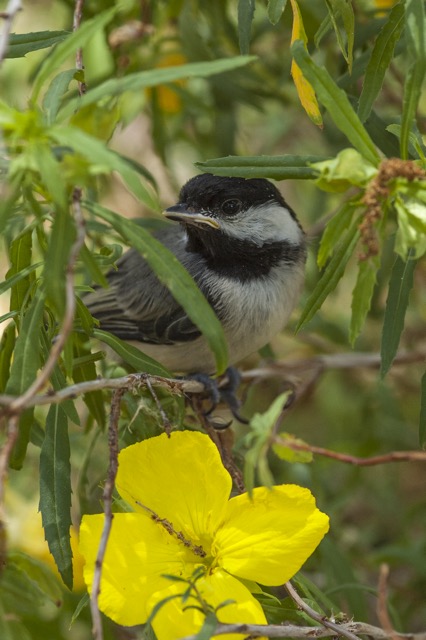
[400,0,426,159]
[0,262,42,297]
[272,433,313,463]
[244,392,291,493]
[39,404,73,589]
[312,148,377,193]
[42,69,78,125]
[71,593,90,625]
[7,229,34,313]
[394,198,426,259]
[196,154,326,180]
[0,324,15,393]
[9,551,63,606]
[85,201,228,374]
[420,371,426,448]
[358,1,405,123]
[350,257,379,345]
[297,220,360,332]
[317,201,358,268]
[381,253,417,377]
[39,330,80,426]
[59,56,257,119]
[93,329,171,377]
[194,612,218,640]
[6,288,45,469]
[324,0,354,73]
[6,30,70,58]
[31,7,119,100]
[267,0,288,25]
[50,126,159,212]
[238,0,256,54]
[72,334,106,428]
[291,41,380,166]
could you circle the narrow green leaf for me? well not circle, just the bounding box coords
[0,262,42,297]
[420,371,426,448]
[291,41,380,166]
[7,229,34,313]
[267,0,288,25]
[318,202,358,268]
[238,0,256,54]
[71,593,90,625]
[9,551,63,605]
[43,209,75,315]
[196,154,326,180]
[6,30,70,58]
[297,220,360,332]
[350,257,379,345]
[39,404,73,589]
[244,392,291,493]
[42,69,77,125]
[85,201,228,374]
[32,7,119,100]
[72,334,106,428]
[50,126,159,212]
[93,329,171,377]
[0,324,15,393]
[6,288,45,468]
[79,244,109,288]
[358,1,405,123]
[39,330,80,426]
[6,289,44,395]
[324,0,354,72]
[59,56,257,119]
[381,254,417,377]
[401,0,426,159]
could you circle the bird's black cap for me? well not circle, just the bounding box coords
[178,173,288,215]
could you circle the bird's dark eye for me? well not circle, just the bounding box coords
[221,198,242,215]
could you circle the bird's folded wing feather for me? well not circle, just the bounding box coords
[83,245,201,344]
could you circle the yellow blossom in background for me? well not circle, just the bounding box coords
[148,52,187,113]
[79,431,329,639]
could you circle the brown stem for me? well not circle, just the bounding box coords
[73,0,86,94]
[285,580,362,640]
[0,0,22,65]
[90,388,124,640]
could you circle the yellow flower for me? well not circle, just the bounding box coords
[79,431,329,639]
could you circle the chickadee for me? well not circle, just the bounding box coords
[84,173,306,374]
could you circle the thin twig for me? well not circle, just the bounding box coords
[1,348,423,414]
[0,0,22,65]
[73,0,86,94]
[274,436,426,466]
[377,564,401,640]
[180,622,426,640]
[144,375,172,435]
[285,580,362,640]
[90,388,124,640]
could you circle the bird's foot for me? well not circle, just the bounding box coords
[188,367,248,426]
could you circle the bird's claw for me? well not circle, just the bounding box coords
[188,367,248,426]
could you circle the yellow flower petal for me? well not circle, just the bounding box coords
[150,569,267,640]
[116,431,232,548]
[213,485,329,585]
[79,513,201,627]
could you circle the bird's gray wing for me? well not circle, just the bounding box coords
[83,230,202,344]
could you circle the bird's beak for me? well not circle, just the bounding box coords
[163,203,220,229]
